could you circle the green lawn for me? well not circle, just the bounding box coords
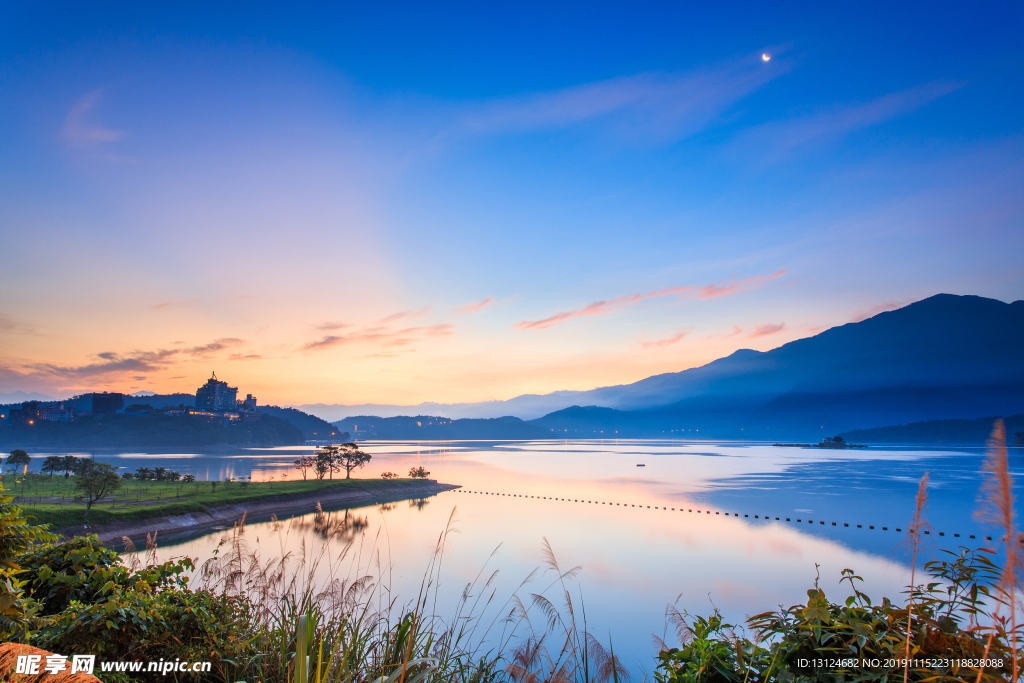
[2,473,425,528]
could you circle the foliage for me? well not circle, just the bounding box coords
[332,443,372,479]
[409,466,431,479]
[74,461,122,520]
[655,553,1017,683]
[41,455,64,477]
[294,455,316,480]
[381,472,399,479]
[6,449,30,470]
[0,481,57,642]
[23,535,254,668]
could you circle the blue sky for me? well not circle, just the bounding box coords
[1,1,1022,404]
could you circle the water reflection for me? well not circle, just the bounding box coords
[104,439,1024,675]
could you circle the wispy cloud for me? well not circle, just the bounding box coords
[229,353,262,361]
[185,338,244,357]
[379,307,430,324]
[516,269,786,331]
[458,297,495,314]
[302,324,456,352]
[516,286,691,331]
[463,52,789,142]
[735,81,960,160]
[750,322,785,337]
[61,90,125,149]
[639,331,690,350]
[698,269,786,298]
[152,300,202,311]
[315,321,352,332]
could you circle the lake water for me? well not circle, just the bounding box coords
[42,440,1023,677]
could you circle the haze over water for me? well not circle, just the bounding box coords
[94,439,1021,677]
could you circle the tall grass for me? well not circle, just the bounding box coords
[975,419,1022,682]
[157,504,630,683]
[904,472,930,683]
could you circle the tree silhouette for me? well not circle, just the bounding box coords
[330,443,371,479]
[61,455,78,477]
[41,455,63,478]
[294,456,315,480]
[6,450,30,474]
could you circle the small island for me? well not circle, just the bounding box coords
[773,435,867,449]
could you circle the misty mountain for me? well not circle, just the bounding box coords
[0,391,57,404]
[329,294,1024,440]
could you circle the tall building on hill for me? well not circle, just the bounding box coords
[195,372,238,411]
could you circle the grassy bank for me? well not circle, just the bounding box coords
[1,473,431,527]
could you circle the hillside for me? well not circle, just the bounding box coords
[0,412,305,448]
[258,405,349,440]
[333,415,552,440]
[839,414,1024,445]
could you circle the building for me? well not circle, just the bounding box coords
[42,403,73,422]
[242,394,257,409]
[7,401,44,424]
[67,392,125,414]
[195,372,238,411]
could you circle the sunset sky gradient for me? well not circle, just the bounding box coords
[1,1,1022,405]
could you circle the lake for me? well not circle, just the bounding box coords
[41,439,1022,677]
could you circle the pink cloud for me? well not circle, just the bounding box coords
[698,269,786,298]
[379,307,430,324]
[459,297,495,314]
[750,323,786,337]
[516,269,786,331]
[515,286,692,331]
[640,331,689,350]
[303,324,455,351]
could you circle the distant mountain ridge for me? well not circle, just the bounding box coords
[332,294,1024,440]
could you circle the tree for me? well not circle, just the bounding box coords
[121,472,135,480]
[380,472,399,479]
[154,467,167,481]
[135,467,154,481]
[41,456,64,478]
[61,455,78,478]
[74,461,122,522]
[331,443,371,479]
[408,466,430,479]
[6,450,30,474]
[294,456,315,480]
[182,474,195,483]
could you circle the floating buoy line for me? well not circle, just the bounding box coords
[448,489,995,544]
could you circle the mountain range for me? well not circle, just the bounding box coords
[329,294,1024,440]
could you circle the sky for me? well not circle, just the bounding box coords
[1,1,1022,406]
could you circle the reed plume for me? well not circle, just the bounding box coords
[975,419,1021,682]
[904,472,929,683]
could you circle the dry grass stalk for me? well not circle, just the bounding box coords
[975,419,1021,683]
[904,472,930,683]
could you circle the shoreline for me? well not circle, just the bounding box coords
[52,480,460,544]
